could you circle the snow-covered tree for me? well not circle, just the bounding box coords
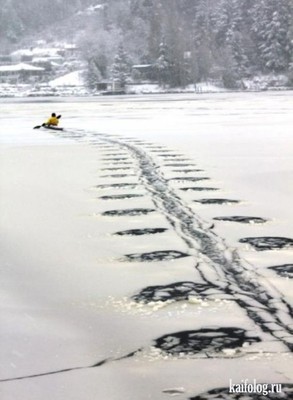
[146,1,163,60]
[0,0,24,43]
[110,44,131,88]
[1,0,293,87]
[212,0,250,76]
[161,0,192,87]
[192,0,214,81]
[86,58,102,89]
[155,41,171,87]
[252,0,293,72]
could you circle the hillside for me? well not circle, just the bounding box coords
[1,0,293,90]
[0,0,92,47]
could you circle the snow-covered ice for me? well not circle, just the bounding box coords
[0,91,292,399]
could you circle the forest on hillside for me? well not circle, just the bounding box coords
[1,0,293,88]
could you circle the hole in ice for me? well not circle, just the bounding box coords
[158,154,184,158]
[189,384,293,400]
[180,187,219,192]
[268,264,293,278]
[169,177,210,182]
[102,157,129,161]
[124,250,189,262]
[146,147,166,151]
[99,194,144,200]
[102,153,127,157]
[144,144,165,147]
[194,198,239,205]
[162,388,185,395]
[114,228,168,236]
[100,174,135,178]
[170,159,191,162]
[154,327,260,355]
[102,208,156,216]
[172,169,204,173]
[164,163,196,167]
[101,167,132,171]
[104,162,133,165]
[213,216,267,224]
[151,149,174,153]
[132,282,211,303]
[124,139,145,143]
[95,183,138,189]
[239,237,293,251]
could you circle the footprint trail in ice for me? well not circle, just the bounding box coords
[63,128,293,351]
[3,128,291,386]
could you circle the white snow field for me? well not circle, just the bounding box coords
[0,92,292,400]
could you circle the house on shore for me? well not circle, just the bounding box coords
[131,64,157,82]
[0,55,13,66]
[0,63,45,84]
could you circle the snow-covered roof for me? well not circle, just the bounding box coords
[132,64,153,68]
[32,48,62,56]
[0,63,44,72]
[12,48,62,58]
[64,44,78,50]
[87,4,105,12]
[50,61,61,67]
[49,71,84,87]
[11,49,33,57]
[32,57,51,63]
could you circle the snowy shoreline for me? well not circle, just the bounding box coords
[1,74,292,99]
[1,86,293,99]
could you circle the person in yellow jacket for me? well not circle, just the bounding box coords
[33,113,62,129]
[45,113,60,126]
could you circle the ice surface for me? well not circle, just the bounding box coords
[0,92,292,399]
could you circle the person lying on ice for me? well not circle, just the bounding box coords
[43,113,61,127]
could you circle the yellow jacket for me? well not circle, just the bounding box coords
[46,116,59,126]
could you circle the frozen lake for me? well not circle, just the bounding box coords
[0,91,293,399]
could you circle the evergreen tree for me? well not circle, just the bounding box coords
[161,0,191,86]
[155,40,171,87]
[227,29,250,76]
[146,1,163,60]
[1,0,293,87]
[192,0,214,81]
[86,58,102,89]
[252,0,293,72]
[110,43,131,88]
[0,0,24,43]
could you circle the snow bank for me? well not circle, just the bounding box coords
[49,71,85,87]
